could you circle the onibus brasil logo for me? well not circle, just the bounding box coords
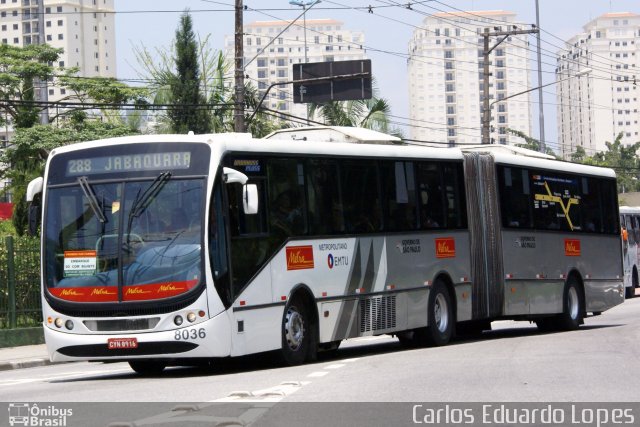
[8,403,72,426]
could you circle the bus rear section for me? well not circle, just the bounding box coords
[462,150,623,330]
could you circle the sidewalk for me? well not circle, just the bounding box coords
[0,344,55,372]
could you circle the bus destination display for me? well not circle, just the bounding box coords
[66,152,191,176]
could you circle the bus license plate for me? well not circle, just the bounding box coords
[107,338,138,350]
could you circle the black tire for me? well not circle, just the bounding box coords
[423,280,454,346]
[128,360,166,376]
[626,270,638,299]
[280,299,312,365]
[556,278,584,331]
[535,318,556,333]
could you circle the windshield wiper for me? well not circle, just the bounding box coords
[77,176,106,223]
[129,171,172,220]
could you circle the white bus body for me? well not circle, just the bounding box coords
[30,128,624,374]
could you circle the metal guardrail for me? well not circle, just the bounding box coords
[0,236,42,329]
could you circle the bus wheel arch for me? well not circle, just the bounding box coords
[280,284,318,365]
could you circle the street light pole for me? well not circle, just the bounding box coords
[289,0,321,63]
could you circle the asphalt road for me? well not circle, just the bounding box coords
[1,296,638,406]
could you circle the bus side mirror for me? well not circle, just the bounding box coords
[26,177,44,236]
[243,184,258,215]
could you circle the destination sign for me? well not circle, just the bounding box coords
[66,152,191,176]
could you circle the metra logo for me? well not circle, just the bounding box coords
[91,288,116,296]
[126,287,151,295]
[565,239,581,256]
[158,284,184,292]
[60,289,83,296]
[435,238,456,258]
[286,245,315,270]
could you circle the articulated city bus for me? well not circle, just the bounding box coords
[619,206,640,299]
[27,127,624,375]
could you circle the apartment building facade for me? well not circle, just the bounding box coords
[407,10,532,146]
[1,0,116,201]
[225,18,366,122]
[556,12,640,159]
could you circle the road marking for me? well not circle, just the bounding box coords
[212,381,310,403]
[0,368,131,387]
[324,363,345,370]
[307,371,329,377]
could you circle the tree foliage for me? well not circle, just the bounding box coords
[0,44,148,127]
[167,12,211,134]
[507,128,557,157]
[580,133,640,194]
[1,116,138,235]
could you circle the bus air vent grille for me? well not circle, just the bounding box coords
[359,295,396,333]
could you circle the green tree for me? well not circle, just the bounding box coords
[0,44,61,128]
[0,116,138,235]
[306,81,402,138]
[587,133,640,193]
[168,11,211,134]
[0,44,148,127]
[507,128,557,157]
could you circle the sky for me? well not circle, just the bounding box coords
[114,0,640,150]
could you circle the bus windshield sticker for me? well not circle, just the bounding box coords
[286,245,315,270]
[435,238,456,258]
[232,159,262,174]
[63,250,97,277]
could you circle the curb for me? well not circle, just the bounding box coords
[0,358,56,372]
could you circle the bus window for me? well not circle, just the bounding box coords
[442,162,468,229]
[499,166,532,229]
[267,158,306,237]
[580,177,602,233]
[531,171,580,232]
[306,159,342,235]
[381,161,417,231]
[341,160,381,233]
[417,162,445,229]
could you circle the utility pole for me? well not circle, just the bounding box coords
[234,0,245,133]
[535,0,545,152]
[36,0,49,125]
[481,27,539,144]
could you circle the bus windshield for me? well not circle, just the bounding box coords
[44,175,205,303]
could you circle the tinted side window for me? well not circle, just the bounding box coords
[306,159,342,234]
[381,161,417,231]
[267,158,306,237]
[499,166,533,229]
[417,162,445,229]
[341,160,381,233]
[443,162,468,229]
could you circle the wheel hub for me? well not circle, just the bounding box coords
[285,307,305,351]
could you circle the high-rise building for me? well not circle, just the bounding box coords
[556,12,640,159]
[1,0,116,105]
[225,19,366,122]
[407,10,532,146]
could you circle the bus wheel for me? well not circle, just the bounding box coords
[424,280,454,346]
[128,360,166,376]
[556,278,584,331]
[280,299,311,365]
[626,271,638,299]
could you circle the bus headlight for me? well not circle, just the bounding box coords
[65,320,74,330]
[54,318,63,328]
[174,315,184,326]
[187,312,196,323]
